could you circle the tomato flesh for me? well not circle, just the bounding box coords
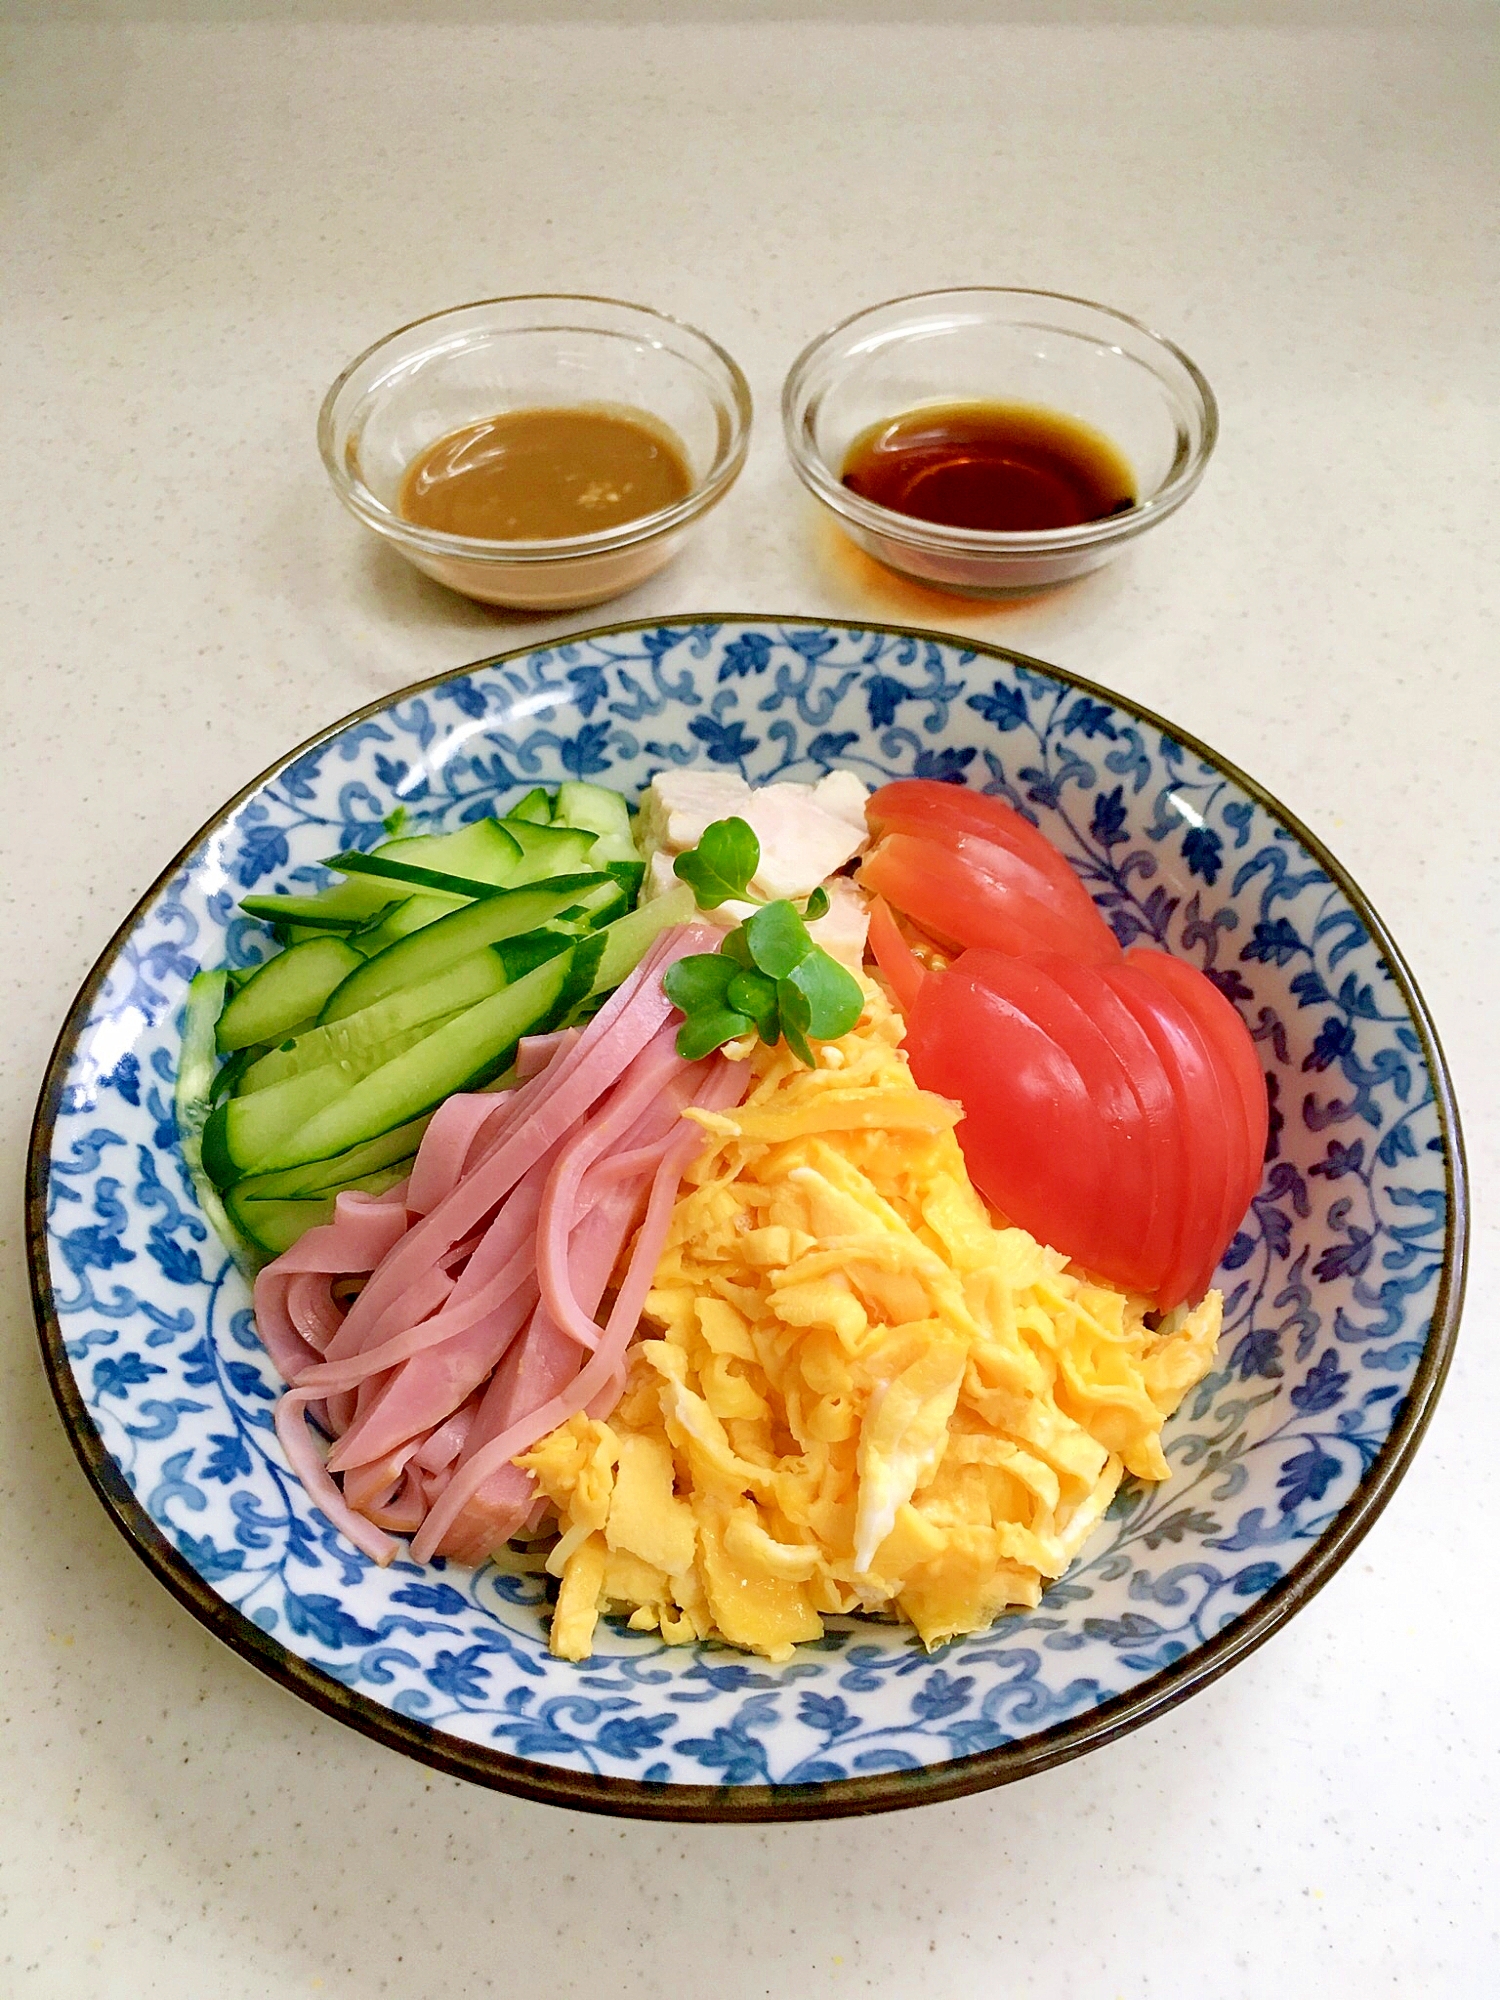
[1099,961,1239,1309]
[1127,948,1269,1232]
[865,895,926,1016]
[1033,951,1185,1302]
[906,952,1154,1293]
[868,779,1099,913]
[861,830,1119,966]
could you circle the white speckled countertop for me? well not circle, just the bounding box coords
[3,6,1496,1994]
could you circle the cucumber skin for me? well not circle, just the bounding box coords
[215,936,362,1053]
[223,949,577,1176]
[230,1114,432,1201]
[316,872,610,1025]
[240,953,507,1096]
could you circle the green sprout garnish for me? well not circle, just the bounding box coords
[663,817,864,1065]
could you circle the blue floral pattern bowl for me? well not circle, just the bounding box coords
[27,617,1467,1820]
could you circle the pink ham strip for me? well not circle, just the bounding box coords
[415,1392,480,1474]
[319,927,717,1359]
[252,926,736,1562]
[286,1273,344,1354]
[299,1160,551,1393]
[253,1188,413,1384]
[412,1054,749,1563]
[326,1274,540,1474]
[516,1028,578,1081]
[273,1389,399,1565]
[415,1160,669,1562]
[404,1094,501,1216]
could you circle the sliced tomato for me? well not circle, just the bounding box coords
[865,895,926,1016]
[905,951,1154,1293]
[868,779,1099,913]
[1035,951,1185,1302]
[1127,948,1269,1233]
[906,957,1111,1270]
[1100,961,1240,1309]
[861,830,1120,966]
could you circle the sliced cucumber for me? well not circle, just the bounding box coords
[604,859,646,901]
[215,936,363,1053]
[240,878,402,933]
[493,926,579,982]
[176,971,262,1270]
[230,1115,432,1201]
[317,872,610,1024]
[500,819,598,885]
[350,893,465,956]
[210,1044,262,1103]
[227,1160,413,1256]
[554,781,639,867]
[240,951,509,1096]
[505,786,553,825]
[376,815,523,885]
[585,882,695,999]
[230,950,578,1175]
[326,850,518,900]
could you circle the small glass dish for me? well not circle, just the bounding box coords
[782,287,1218,595]
[319,295,752,610]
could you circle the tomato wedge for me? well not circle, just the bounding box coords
[1127,948,1269,1232]
[1034,951,1185,1303]
[866,896,927,1016]
[905,951,1155,1292]
[1099,961,1240,1310]
[868,779,1100,915]
[861,829,1120,965]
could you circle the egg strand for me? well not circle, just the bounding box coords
[521,984,1221,1662]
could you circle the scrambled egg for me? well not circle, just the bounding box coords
[520,987,1222,1662]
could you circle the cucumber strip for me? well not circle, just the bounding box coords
[376,815,523,885]
[326,851,516,900]
[351,892,465,956]
[210,1044,261,1103]
[500,819,598,885]
[504,786,553,825]
[240,878,403,931]
[604,859,646,900]
[176,971,262,1270]
[227,1160,413,1256]
[553,781,640,867]
[585,882,696,999]
[237,950,577,1174]
[317,872,611,1024]
[215,936,363,1052]
[240,952,509,1096]
[230,1115,432,1201]
[493,926,578,982]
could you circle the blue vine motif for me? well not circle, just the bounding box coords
[38,622,1452,1791]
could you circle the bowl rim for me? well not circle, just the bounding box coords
[27,614,1466,1824]
[781,286,1220,554]
[317,293,754,565]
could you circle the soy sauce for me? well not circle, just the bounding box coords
[840,401,1136,533]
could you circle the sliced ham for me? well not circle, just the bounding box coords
[251,924,738,1572]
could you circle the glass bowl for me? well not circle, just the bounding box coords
[782,287,1218,595]
[319,295,752,610]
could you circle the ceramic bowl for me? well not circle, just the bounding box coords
[28,618,1465,1820]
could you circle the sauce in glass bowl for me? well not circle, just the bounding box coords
[398,404,694,542]
[840,400,1136,534]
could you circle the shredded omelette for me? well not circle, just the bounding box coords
[520,985,1222,1662]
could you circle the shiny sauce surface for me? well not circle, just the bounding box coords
[398,404,693,542]
[840,400,1136,533]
